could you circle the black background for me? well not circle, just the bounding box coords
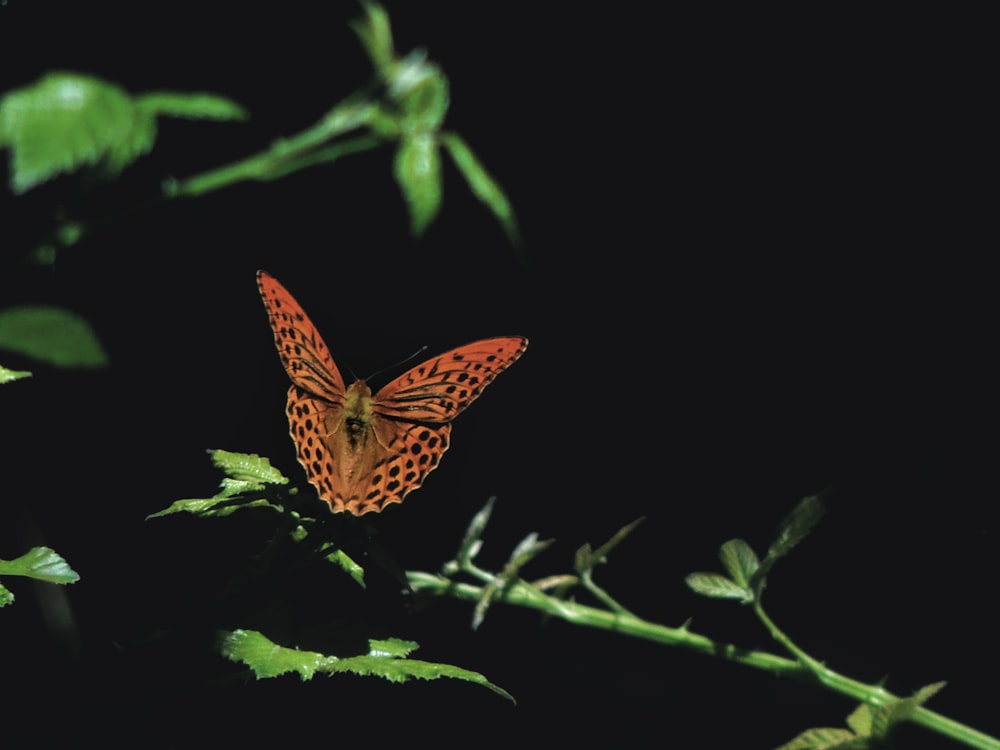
[1,3,992,748]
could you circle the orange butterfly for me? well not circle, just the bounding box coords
[257,271,527,515]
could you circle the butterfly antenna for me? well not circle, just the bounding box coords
[365,345,430,381]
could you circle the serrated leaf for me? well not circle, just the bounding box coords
[0,546,80,584]
[221,629,514,702]
[368,638,418,658]
[221,629,338,680]
[326,547,366,588]
[0,583,13,607]
[684,572,752,601]
[1,364,32,383]
[776,727,866,750]
[870,681,946,737]
[441,132,520,245]
[719,538,759,588]
[768,489,829,560]
[0,73,142,192]
[134,92,247,121]
[394,133,442,235]
[846,702,873,735]
[0,306,108,368]
[146,495,273,519]
[209,449,289,485]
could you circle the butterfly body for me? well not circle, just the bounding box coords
[257,270,526,515]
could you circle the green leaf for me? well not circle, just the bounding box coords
[221,629,338,680]
[325,547,366,588]
[134,92,247,122]
[767,489,828,560]
[351,1,396,76]
[870,682,946,737]
[147,449,289,518]
[398,63,449,133]
[220,629,514,702]
[846,703,873,735]
[1,72,245,193]
[0,364,32,383]
[588,516,645,566]
[775,727,867,750]
[718,539,759,589]
[210,449,289,487]
[684,572,752,601]
[441,132,520,245]
[1,73,142,192]
[0,582,13,607]
[0,306,109,368]
[394,133,442,235]
[0,546,80,584]
[146,494,279,519]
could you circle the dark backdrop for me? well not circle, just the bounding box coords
[1,3,991,748]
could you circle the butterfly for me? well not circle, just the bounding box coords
[257,270,527,515]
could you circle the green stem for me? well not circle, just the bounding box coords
[407,570,1000,750]
[753,600,1000,749]
[407,571,801,676]
[164,99,384,199]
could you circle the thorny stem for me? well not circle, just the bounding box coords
[405,570,1000,750]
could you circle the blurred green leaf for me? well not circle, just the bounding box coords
[0,306,108,368]
[394,133,442,235]
[134,92,247,122]
[0,364,32,383]
[441,132,520,245]
[398,62,449,132]
[1,73,144,191]
[0,72,244,193]
[352,0,396,76]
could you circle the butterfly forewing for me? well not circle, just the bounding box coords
[374,337,529,422]
[258,270,527,515]
[257,271,346,402]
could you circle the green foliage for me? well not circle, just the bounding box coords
[0,306,109,368]
[777,682,947,749]
[441,133,519,246]
[0,546,80,607]
[0,72,245,193]
[0,364,32,383]
[220,628,514,701]
[408,497,992,749]
[147,449,289,519]
[1,2,517,253]
[149,449,366,587]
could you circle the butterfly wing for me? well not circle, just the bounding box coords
[256,270,346,403]
[348,337,527,512]
[373,336,528,422]
[259,270,356,511]
[338,419,453,515]
[259,273,527,516]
